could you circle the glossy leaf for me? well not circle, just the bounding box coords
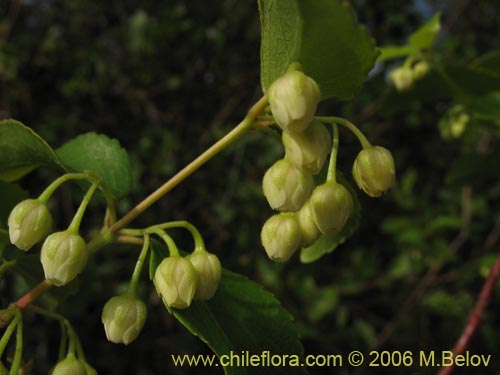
[0,119,65,181]
[57,133,132,199]
[259,0,379,100]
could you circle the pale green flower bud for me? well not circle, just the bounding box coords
[41,230,88,286]
[297,200,320,247]
[390,66,413,91]
[310,182,352,235]
[412,60,430,80]
[52,355,86,375]
[352,146,395,197]
[101,295,147,345]
[438,105,470,140]
[268,70,320,132]
[187,251,222,301]
[8,198,52,251]
[154,257,196,309]
[262,158,314,212]
[282,120,331,174]
[261,213,302,262]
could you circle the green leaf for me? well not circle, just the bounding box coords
[465,91,500,126]
[471,50,500,78]
[259,0,379,100]
[300,177,361,263]
[173,271,306,375]
[0,181,28,226]
[57,133,132,199]
[377,45,418,62]
[0,119,65,181]
[409,12,441,49]
[441,64,500,96]
[258,0,301,96]
[150,243,305,375]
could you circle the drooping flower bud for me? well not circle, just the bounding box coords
[412,60,430,80]
[438,105,470,140]
[261,213,302,262]
[154,257,196,309]
[52,355,87,375]
[310,182,352,236]
[262,158,314,212]
[268,70,320,132]
[297,200,320,247]
[8,198,52,251]
[390,66,413,91]
[101,295,147,345]
[352,146,395,197]
[187,251,222,301]
[40,230,88,286]
[282,120,331,174]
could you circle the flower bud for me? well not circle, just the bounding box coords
[262,158,314,212]
[297,200,320,247]
[52,355,86,375]
[282,120,331,174]
[40,230,88,286]
[8,199,52,251]
[187,251,222,300]
[390,66,413,91]
[101,295,147,345]
[438,105,469,140]
[412,60,430,80]
[352,146,395,197]
[310,182,352,235]
[261,213,302,262]
[154,257,196,309]
[268,70,320,132]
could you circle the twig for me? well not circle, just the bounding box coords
[14,280,52,310]
[436,247,500,375]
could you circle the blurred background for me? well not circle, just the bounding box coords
[1,0,500,374]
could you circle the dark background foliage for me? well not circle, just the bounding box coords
[1,0,500,374]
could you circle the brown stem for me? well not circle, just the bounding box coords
[436,248,500,375]
[14,280,52,310]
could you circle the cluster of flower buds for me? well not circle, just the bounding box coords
[8,199,89,287]
[7,178,95,287]
[153,250,221,310]
[263,69,350,262]
[390,60,430,91]
[261,68,396,262]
